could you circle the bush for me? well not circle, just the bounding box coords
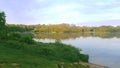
[19,35,35,44]
[79,54,89,62]
[34,42,89,62]
[0,30,7,39]
[53,44,81,62]
[7,32,21,40]
[52,43,89,62]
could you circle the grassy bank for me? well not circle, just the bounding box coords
[0,32,89,68]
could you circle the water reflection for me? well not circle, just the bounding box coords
[34,33,120,40]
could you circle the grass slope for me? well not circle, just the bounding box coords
[0,33,89,68]
[0,42,56,68]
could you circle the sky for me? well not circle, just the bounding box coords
[0,0,120,26]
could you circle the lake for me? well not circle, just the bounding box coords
[34,33,120,68]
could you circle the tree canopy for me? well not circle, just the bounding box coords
[0,11,6,29]
[0,11,7,39]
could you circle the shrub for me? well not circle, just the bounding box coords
[79,54,89,62]
[53,44,81,62]
[0,30,7,39]
[8,32,21,40]
[35,42,89,62]
[19,35,35,44]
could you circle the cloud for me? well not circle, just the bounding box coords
[0,0,120,25]
[26,3,85,24]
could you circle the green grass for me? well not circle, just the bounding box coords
[0,42,57,68]
[0,33,89,68]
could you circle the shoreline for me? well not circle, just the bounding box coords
[80,62,109,68]
[58,62,109,68]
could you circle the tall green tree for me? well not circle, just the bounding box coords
[0,11,7,39]
[0,11,6,29]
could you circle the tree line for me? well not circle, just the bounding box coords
[7,24,120,33]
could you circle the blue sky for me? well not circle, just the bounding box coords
[0,0,120,26]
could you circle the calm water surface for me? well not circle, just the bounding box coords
[35,33,120,68]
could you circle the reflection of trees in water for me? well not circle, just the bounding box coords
[34,32,120,40]
[34,33,81,40]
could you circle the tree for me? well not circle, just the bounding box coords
[0,11,7,39]
[0,11,6,29]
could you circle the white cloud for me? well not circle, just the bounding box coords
[26,3,85,24]
[35,11,84,24]
[82,12,120,23]
[95,0,120,6]
[95,2,111,6]
[48,5,75,13]
[35,0,48,2]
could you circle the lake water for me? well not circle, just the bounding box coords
[34,33,120,68]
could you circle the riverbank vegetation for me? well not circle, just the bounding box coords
[0,11,89,68]
[0,38,89,68]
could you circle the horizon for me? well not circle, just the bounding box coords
[6,23,120,27]
[0,0,120,26]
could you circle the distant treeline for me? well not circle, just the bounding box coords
[7,24,120,33]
